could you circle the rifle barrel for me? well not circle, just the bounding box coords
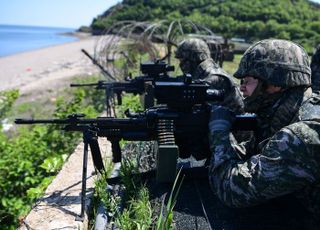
[81,49,116,81]
[15,118,73,124]
[70,83,103,87]
[14,117,148,126]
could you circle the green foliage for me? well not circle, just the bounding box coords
[71,75,106,113]
[114,158,152,230]
[92,0,320,51]
[93,161,121,217]
[115,186,152,230]
[223,54,242,77]
[0,90,19,119]
[94,156,153,229]
[156,169,184,230]
[0,81,105,229]
[116,94,143,118]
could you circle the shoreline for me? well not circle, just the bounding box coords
[0,31,92,59]
[0,35,101,94]
[59,31,92,39]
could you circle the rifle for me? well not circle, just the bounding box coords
[70,79,146,114]
[70,60,179,113]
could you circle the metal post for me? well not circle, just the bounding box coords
[76,138,89,221]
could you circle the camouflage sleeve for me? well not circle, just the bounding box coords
[205,74,244,113]
[209,127,319,207]
[221,78,244,113]
[311,65,320,94]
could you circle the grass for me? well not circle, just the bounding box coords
[223,54,242,84]
[156,168,184,230]
[6,74,105,121]
[93,156,184,230]
[92,157,153,230]
[115,186,153,230]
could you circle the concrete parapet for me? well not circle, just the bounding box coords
[19,137,111,230]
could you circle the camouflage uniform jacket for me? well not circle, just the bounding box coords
[311,63,320,94]
[193,59,244,113]
[311,46,320,94]
[209,95,320,217]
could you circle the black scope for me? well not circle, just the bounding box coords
[140,61,174,76]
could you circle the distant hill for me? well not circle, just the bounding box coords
[90,0,320,51]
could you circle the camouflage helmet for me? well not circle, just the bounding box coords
[234,39,311,88]
[175,38,211,63]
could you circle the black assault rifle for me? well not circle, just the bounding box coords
[70,60,179,113]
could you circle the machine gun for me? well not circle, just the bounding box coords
[16,79,251,179]
[15,107,256,174]
[70,60,179,114]
[16,78,255,167]
[15,109,256,218]
[15,80,257,218]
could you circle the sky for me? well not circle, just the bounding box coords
[0,0,120,29]
[1,0,320,29]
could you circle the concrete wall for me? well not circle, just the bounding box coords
[19,137,111,230]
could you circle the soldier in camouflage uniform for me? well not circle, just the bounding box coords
[311,45,320,94]
[208,39,320,219]
[175,38,243,113]
[174,38,243,160]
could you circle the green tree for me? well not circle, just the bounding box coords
[91,0,320,52]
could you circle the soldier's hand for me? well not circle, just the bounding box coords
[209,105,235,132]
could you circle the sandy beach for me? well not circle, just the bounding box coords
[0,34,101,97]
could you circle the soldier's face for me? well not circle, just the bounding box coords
[240,76,259,97]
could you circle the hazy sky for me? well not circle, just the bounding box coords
[0,0,120,29]
[1,0,320,29]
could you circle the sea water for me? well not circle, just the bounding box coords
[0,24,78,57]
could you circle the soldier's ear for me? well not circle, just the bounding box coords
[198,53,207,62]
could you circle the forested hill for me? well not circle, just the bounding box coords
[90,0,320,51]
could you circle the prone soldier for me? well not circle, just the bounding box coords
[174,38,243,160]
[208,39,320,220]
[175,38,243,113]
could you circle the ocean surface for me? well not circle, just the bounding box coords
[0,24,78,57]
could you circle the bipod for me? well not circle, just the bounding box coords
[76,127,105,221]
